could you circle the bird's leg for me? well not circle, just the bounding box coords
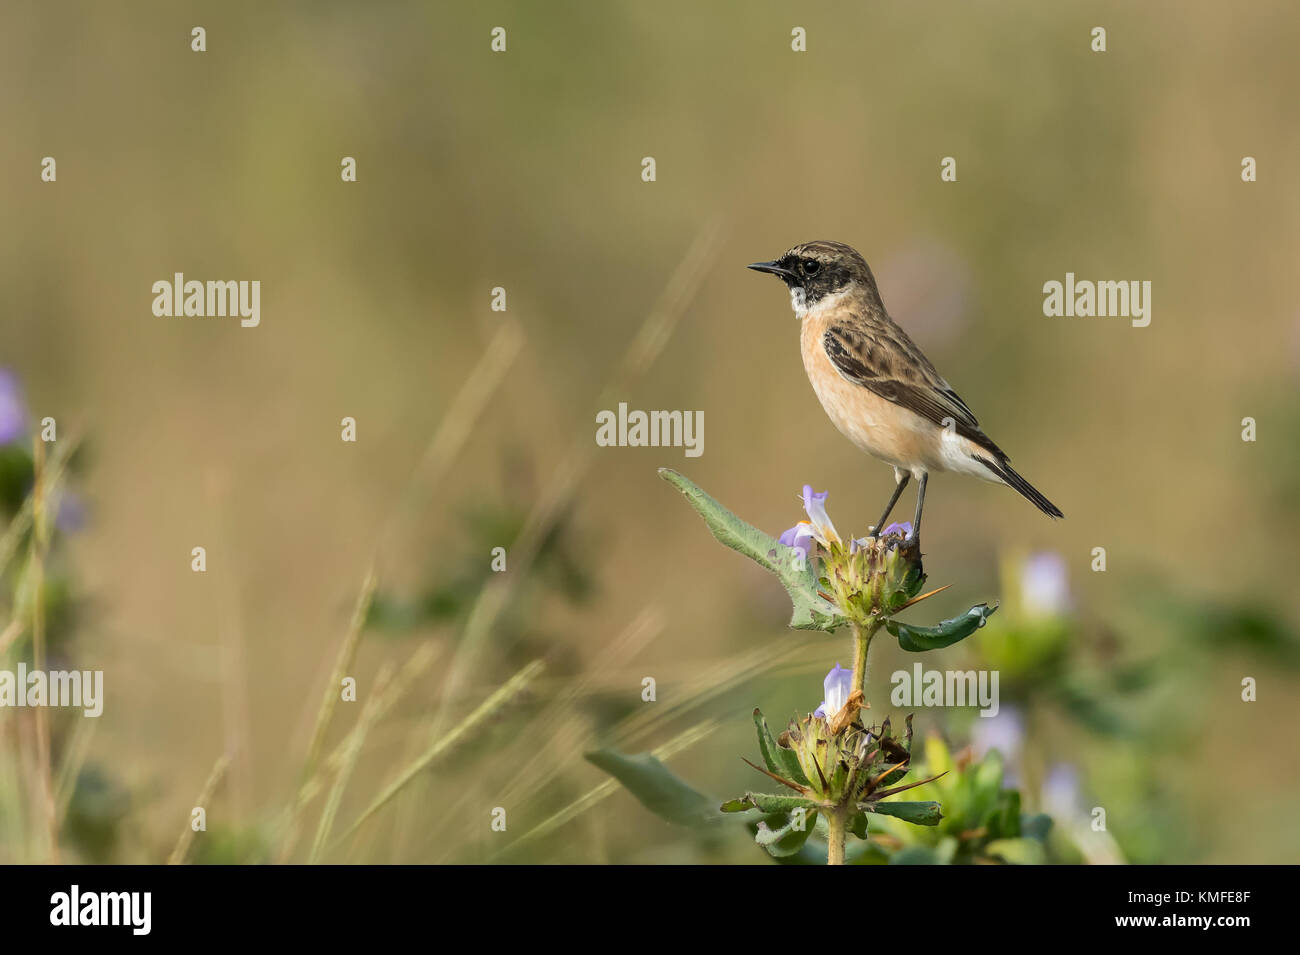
[910,472,928,540]
[870,473,909,537]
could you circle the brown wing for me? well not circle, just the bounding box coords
[822,323,1004,457]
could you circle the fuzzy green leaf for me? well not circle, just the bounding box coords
[725,792,818,814]
[753,709,810,786]
[865,800,943,827]
[755,810,819,858]
[887,602,998,651]
[659,468,846,631]
[719,798,753,813]
[585,749,722,828]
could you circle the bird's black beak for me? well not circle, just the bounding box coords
[747,259,796,280]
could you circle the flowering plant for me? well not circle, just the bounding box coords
[589,470,1014,864]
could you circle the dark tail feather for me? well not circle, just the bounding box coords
[974,455,1063,519]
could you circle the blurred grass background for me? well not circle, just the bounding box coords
[1,0,1298,863]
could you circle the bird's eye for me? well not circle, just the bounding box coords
[802,259,821,275]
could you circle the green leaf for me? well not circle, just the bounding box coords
[984,837,1047,865]
[1056,679,1135,737]
[848,840,891,864]
[1166,594,1300,666]
[934,835,959,865]
[773,845,831,865]
[659,469,846,631]
[1021,813,1054,841]
[889,845,941,865]
[887,602,998,652]
[585,749,722,828]
[923,733,954,781]
[986,788,1020,840]
[866,800,942,827]
[753,709,810,786]
[755,810,818,858]
[849,811,869,839]
[875,714,914,787]
[969,752,1006,825]
[725,792,818,814]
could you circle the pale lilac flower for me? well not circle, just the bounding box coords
[970,704,1024,786]
[813,663,852,719]
[1021,552,1070,618]
[800,485,840,547]
[0,370,25,446]
[1044,761,1125,864]
[779,521,816,563]
[970,704,1024,759]
[882,521,913,540]
[56,492,86,532]
[1041,763,1082,821]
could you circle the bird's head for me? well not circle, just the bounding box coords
[748,240,879,318]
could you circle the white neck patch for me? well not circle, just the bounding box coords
[790,286,808,319]
[792,286,851,321]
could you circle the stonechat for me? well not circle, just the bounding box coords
[749,240,1062,538]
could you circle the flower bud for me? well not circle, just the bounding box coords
[776,711,925,811]
[876,532,926,612]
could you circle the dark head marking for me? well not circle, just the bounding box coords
[748,240,881,312]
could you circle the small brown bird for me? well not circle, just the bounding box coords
[749,240,1062,538]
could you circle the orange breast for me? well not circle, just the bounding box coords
[799,310,944,473]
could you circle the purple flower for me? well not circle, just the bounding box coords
[800,485,840,547]
[881,521,913,540]
[0,370,26,446]
[970,704,1024,785]
[56,492,87,533]
[779,521,816,563]
[1041,763,1082,820]
[1021,552,1070,618]
[813,663,852,719]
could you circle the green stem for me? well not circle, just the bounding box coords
[826,809,847,865]
[850,618,879,703]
